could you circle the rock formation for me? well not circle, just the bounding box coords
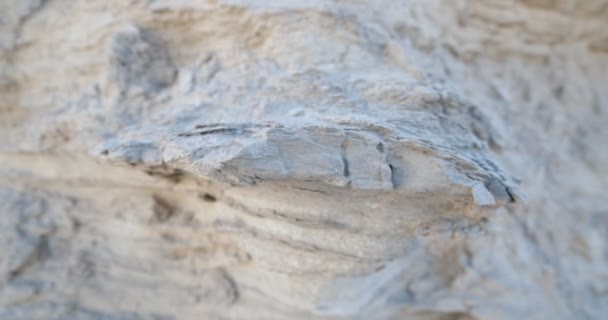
[1,1,607,319]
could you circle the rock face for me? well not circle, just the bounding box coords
[1,1,607,319]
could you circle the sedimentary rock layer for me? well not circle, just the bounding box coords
[1,1,607,319]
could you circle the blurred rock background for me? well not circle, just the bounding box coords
[1,1,607,319]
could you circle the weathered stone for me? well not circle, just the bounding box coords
[0,1,607,319]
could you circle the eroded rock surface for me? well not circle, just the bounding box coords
[1,1,607,319]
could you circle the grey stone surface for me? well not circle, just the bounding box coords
[1,0,607,319]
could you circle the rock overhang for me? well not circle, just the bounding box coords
[94,114,516,205]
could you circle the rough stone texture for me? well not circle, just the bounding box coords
[1,1,607,319]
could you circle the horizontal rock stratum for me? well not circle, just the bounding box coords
[1,1,607,319]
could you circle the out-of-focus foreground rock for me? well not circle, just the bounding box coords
[1,1,607,319]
